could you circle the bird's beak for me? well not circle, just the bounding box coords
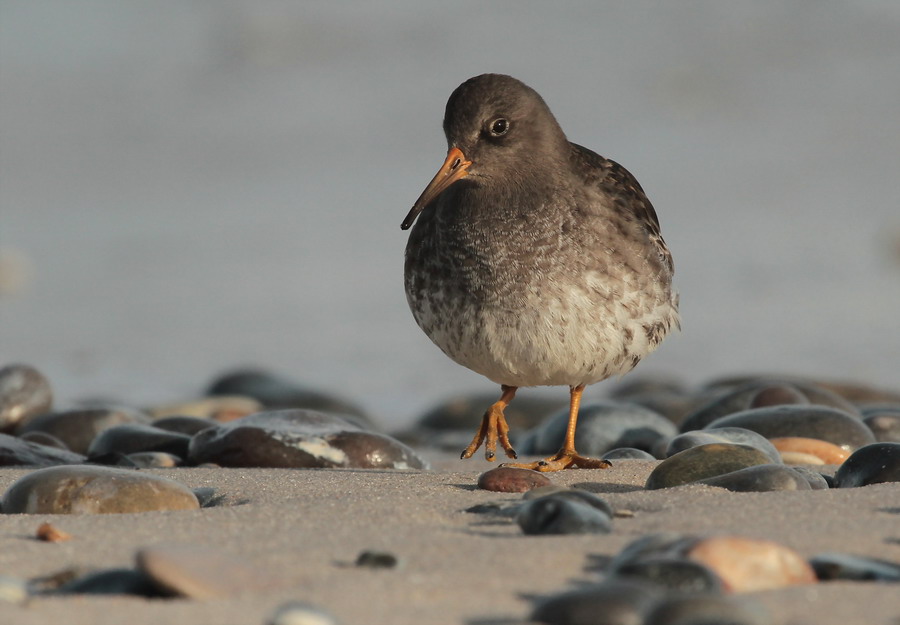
[401,147,471,230]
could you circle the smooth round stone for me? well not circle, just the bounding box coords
[18,431,70,449]
[0,364,53,431]
[16,406,151,454]
[785,466,831,490]
[530,579,665,625]
[644,594,771,625]
[862,407,900,442]
[477,467,551,492]
[207,368,369,420]
[769,436,850,465]
[187,409,427,469]
[603,447,656,460]
[705,405,875,451]
[833,442,900,487]
[120,451,182,468]
[267,602,339,625]
[645,444,773,490]
[137,544,269,599]
[810,552,900,581]
[86,424,191,459]
[0,433,86,467]
[152,415,218,435]
[521,401,677,456]
[0,465,199,514]
[698,464,812,492]
[517,494,612,535]
[148,396,262,422]
[610,533,699,571]
[612,558,724,594]
[56,568,162,596]
[686,536,817,592]
[526,488,615,517]
[666,427,781,463]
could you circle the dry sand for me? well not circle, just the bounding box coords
[0,455,898,625]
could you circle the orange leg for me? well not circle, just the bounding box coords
[504,385,611,472]
[460,385,518,461]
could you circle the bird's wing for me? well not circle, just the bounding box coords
[569,142,674,274]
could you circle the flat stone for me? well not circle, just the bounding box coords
[137,544,269,599]
[666,427,781,463]
[770,436,850,465]
[87,423,191,459]
[187,409,427,469]
[16,406,151,454]
[833,442,900,487]
[686,536,817,592]
[148,396,263,422]
[602,447,656,460]
[521,400,677,456]
[516,493,612,535]
[706,405,875,451]
[0,465,199,514]
[698,464,812,492]
[530,579,665,625]
[477,467,551,492]
[0,364,53,431]
[0,433,86,467]
[645,443,773,490]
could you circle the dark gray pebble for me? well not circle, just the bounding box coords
[187,409,427,469]
[643,594,771,625]
[207,368,369,421]
[645,444,772,490]
[524,488,615,518]
[55,568,163,597]
[516,494,612,535]
[612,558,724,594]
[603,447,656,460]
[355,550,399,569]
[18,431,70,450]
[609,533,697,571]
[698,464,811,492]
[530,579,664,625]
[787,465,831,490]
[477,466,551,492]
[706,405,875,451]
[152,415,218,436]
[87,423,191,459]
[16,406,151,454]
[810,552,900,581]
[521,400,677,456]
[0,364,53,431]
[0,433,86,467]
[666,427,781,463]
[833,442,900,487]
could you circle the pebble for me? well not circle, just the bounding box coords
[787,466,831,490]
[520,400,677,456]
[56,568,162,596]
[16,406,151,454]
[152,415,219,435]
[612,558,724,594]
[355,550,399,569]
[516,493,613,535]
[524,488,615,517]
[148,396,262,422]
[207,368,369,420]
[705,405,875,451]
[120,451,182,468]
[136,544,269,599]
[0,575,29,604]
[643,594,771,625]
[698,464,812,492]
[810,552,900,581]
[36,522,72,542]
[530,579,665,625]
[187,409,428,469]
[832,442,900,487]
[18,430,70,449]
[861,406,900,442]
[267,602,339,625]
[602,447,656,460]
[0,364,53,431]
[0,433,86,467]
[645,443,773,490]
[769,436,850,465]
[477,466,551,492]
[0,465,200,514]
[686,536,817,592]
[86,423,191,459]
[666,427,781,463]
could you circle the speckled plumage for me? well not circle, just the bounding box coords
[403,74,679,392]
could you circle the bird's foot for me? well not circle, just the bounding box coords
[502,449,611,472]
[460,400,517,462]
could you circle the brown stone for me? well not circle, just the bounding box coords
[770,437,850,465]
[687,536,817,592]
[477,466,551,492]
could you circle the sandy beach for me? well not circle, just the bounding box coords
[1,455,898,624]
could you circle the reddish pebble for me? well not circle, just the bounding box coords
[477,467,551,492]
[770,436,850,465]
[36,522,72,543]
[687,536,817,592]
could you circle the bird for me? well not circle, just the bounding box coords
[401,74,679,471]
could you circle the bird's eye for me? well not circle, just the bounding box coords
[488,118,510,137]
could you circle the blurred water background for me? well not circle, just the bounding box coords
[2,2,899,429]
